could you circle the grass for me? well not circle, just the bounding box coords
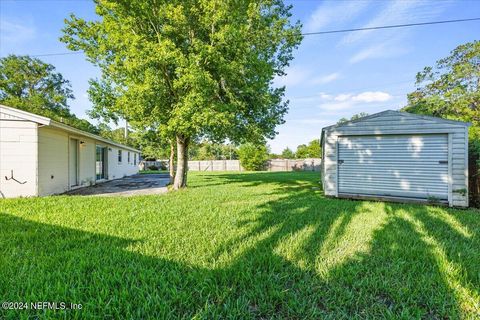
[1,171,479,319]
[138,169,168,174]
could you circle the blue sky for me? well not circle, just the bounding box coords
[1,0,479,153]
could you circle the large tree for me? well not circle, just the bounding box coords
[403,41,480,146]
[0,55,98,134]
[62,0,302,189]
[280,147,295,159]
[295,139,321,158]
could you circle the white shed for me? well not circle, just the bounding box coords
[0,105,141,198]
[321,110,470,207]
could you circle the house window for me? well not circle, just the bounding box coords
[128,152,130,163]
[118,150,122,163]
[134,153,137,165]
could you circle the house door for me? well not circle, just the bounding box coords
[96,145,107,180]
[69,139,79,187]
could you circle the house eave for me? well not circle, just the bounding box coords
[49,121,141,153]
[0,104,141,153]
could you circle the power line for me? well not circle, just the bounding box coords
[302,17,480,36]
[8,17,480,57]
[31,52,83,57]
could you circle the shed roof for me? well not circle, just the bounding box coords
[322,109,470,132]
[0,104,141,153]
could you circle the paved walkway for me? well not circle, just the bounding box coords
[65,174,170,197]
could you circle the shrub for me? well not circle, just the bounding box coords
[147,165,159,171]
[158,161,167,170]
[238,143,268,171]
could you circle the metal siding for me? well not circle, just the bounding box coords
[338,134,449,200]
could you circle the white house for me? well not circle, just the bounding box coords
[321,110,470,207]
[0,105,141,198]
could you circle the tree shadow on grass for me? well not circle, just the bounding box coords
[1,171,479,318]
[383,204,480,315]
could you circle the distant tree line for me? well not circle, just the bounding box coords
[0,54,166,158]
[0,55,99,134]
[270,139,321,159]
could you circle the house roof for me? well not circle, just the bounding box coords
[0,104,141,153]
[322,109,471,131]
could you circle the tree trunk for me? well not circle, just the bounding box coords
[173,135,189,189]
[169,139,175,184]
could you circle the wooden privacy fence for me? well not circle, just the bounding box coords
[140,159,322,172]
[139,160,167,170]
[188,160,242,171]
[187,159,322,172]
[268,159,321,172]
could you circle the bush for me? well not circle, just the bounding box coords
[158,161,167,170]
[238,143,268,171]
[147,165,159,171]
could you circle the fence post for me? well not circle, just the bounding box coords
[285,159,289,171]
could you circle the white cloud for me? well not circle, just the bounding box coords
[311,72,341,85]
[334,94,352,102]
[316,91,392,110]
[349,37,411,63]
[352,91,392,102]
[317,101,356,111]
[305,1,371,32]
[0,19,35,45]
[349,44,384,63]
[319,92,333,100]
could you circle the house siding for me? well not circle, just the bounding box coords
[321,111,469,207]
[37,127,140,196]
[106,146,139,180]
[0,105,141,198]
[0,120,38,198]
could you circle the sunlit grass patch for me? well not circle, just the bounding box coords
[1,171,479,319]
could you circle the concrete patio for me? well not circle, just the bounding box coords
[65,173,170,197]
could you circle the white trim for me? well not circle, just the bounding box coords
[465,126,469,207]
[68,136,80,189]
[448,133,453,206]
[0,105,50,125]
[335,139,339,197]
[35,123,40,196]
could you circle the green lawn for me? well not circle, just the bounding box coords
[1,172,479,319]
[138,169,169,174]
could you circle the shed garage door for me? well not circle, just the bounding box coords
[338,134,448,200]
